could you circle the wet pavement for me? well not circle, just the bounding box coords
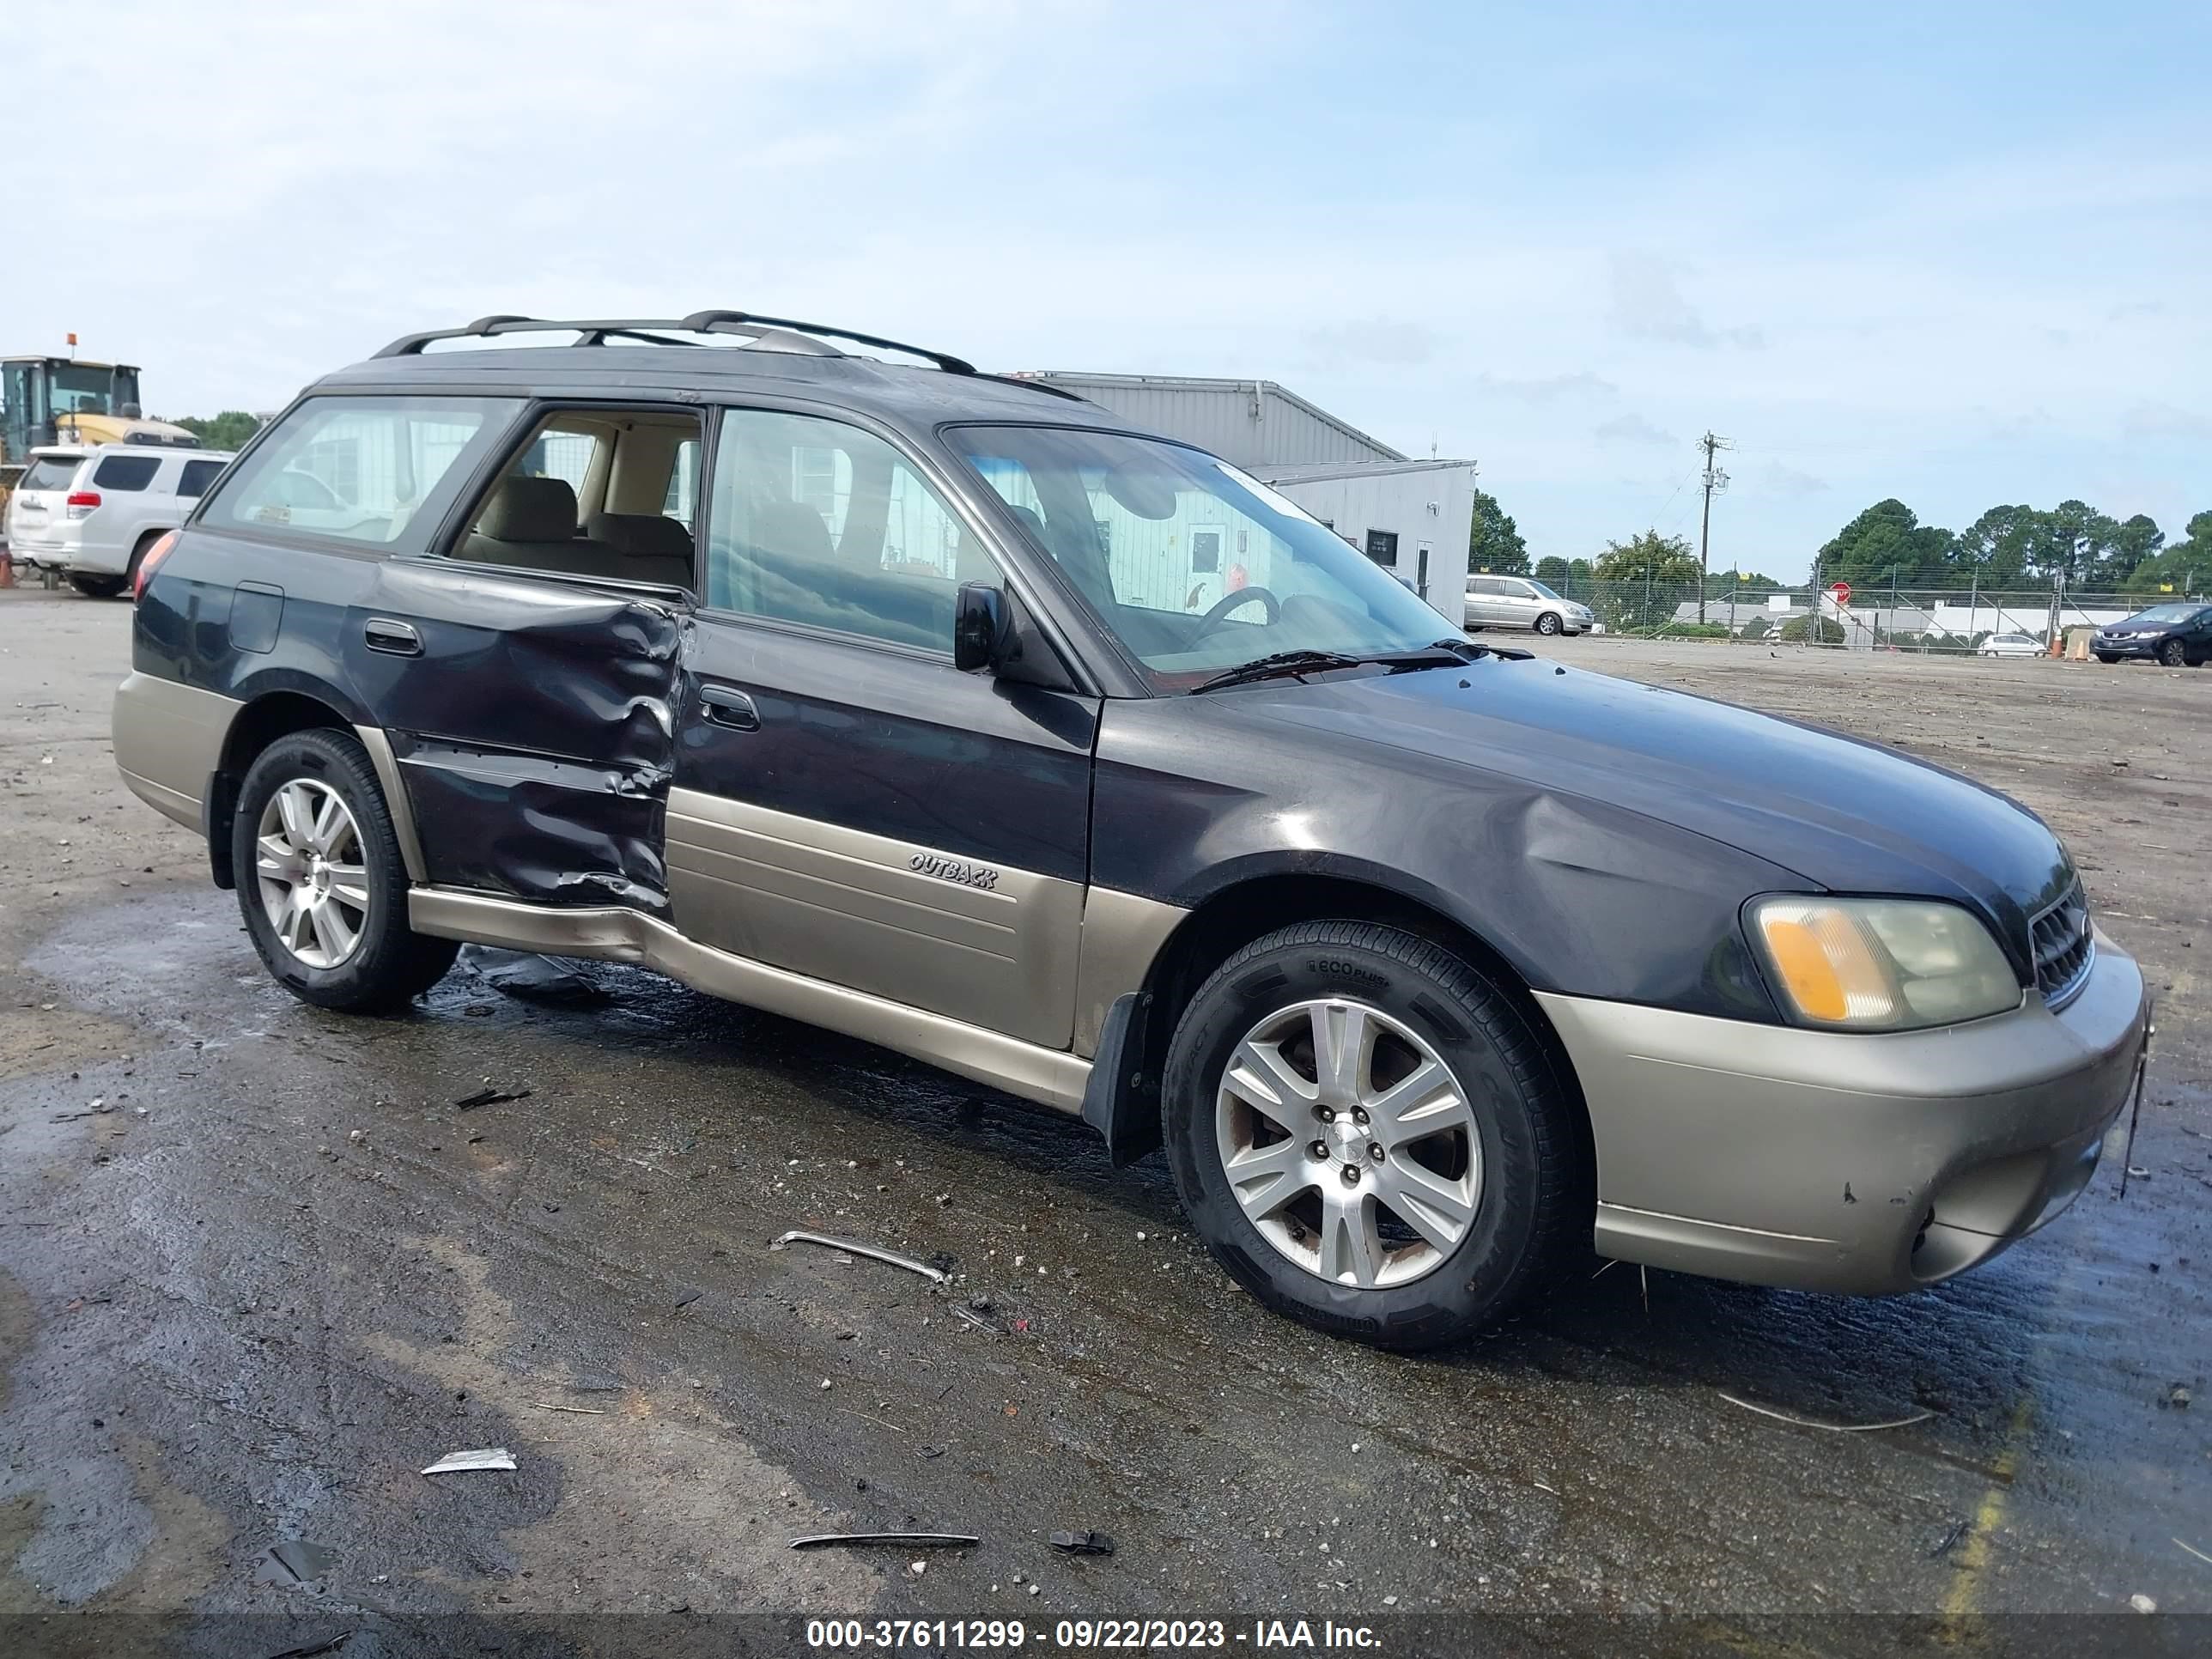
[2,592,2209,1654]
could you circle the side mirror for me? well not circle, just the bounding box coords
[953,582,1008,672]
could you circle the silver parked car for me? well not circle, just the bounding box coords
[1465,574,1593,635]
[3,443,235,598]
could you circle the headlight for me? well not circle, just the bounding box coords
[1747,897,2021,1030]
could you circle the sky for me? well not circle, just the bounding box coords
[9,1,2208,580]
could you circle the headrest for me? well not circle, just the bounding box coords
[477,475,578,542]
[586,512,694,562]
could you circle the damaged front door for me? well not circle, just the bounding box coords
[347,563,682,910]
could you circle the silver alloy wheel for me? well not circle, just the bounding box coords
[1215,998,1482,1289]
[254,778,370,969]
[1535,611,1562,635]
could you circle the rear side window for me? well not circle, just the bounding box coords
[204,395,521,550]
[21,456,82,491]
[93,454,161,491]
[176,459,227,499]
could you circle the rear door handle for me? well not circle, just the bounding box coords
[363,617,422,657]
[700,685,760,731]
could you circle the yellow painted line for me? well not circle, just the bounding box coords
[1941,1395,2034,1634]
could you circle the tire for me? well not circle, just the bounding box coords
[1160,921,1586,1350]
[232,729,457,1012]
[2094,653,2118,665]
[1534,611,1563,636]
[2160,640,2186,667]
[124,532,165,592]
[68,573,125,599]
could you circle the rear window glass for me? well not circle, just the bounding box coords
[176,458,227,499]
[204,396,520,549]
[93,454,161,491]
[21,456,83,491]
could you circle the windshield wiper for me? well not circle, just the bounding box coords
[1190,649,1367,692]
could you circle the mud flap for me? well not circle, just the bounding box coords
[1081,992,1162,1165]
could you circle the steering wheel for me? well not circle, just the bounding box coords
[1192,585,1280,637]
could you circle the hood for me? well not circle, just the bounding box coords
[1237,659,2073,945]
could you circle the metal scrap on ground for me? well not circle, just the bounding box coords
[1716,1392,1936,1433]
[453,1084,532,1109]
[421,1447,518,1474]
[771,1229,951,1285]
[1049,1530,1116,1556]
[790,1532,980,1551]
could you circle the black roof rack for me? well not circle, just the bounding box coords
[373,311,979,374]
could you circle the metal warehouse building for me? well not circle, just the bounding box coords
[1015,372,1476,619]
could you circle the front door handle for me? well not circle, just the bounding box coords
[700,685,760,731]
[363,617,422,657]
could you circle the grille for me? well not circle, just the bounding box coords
[2030,879,2094,1009]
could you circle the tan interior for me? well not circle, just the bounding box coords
[454,410,699,588]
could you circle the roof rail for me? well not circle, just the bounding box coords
[372,311,977,374]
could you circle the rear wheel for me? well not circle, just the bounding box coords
[1534,611,1563,636]
[1161,921,1585,1349]
[232,729,457,1011]
[68,573,125,599]
[2160,639,2186,667]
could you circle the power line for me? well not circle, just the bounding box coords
[1696,430,1732,623]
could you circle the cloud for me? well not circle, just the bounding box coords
[1607,252,1764,349]
[2120,401,2211,441]
[1595,412,1677,447]
[2106,299,2167,322]
[1471,371,1618,405]
[1764,463,1830,496]
[1301,319,1442,368]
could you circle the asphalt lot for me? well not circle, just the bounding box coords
[1,589,2208,1655]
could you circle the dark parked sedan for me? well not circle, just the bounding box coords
[2093,601,2212,665]
[112,309,2151,1349]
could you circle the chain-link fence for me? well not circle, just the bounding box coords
[1511,573,2204,654]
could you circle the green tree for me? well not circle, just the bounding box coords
[1467,489,1528,574]
[1534,555,1571,586]
[173,410,263,451]
[1953,505,2035,586]
[1705,567,1786,598]
[1592,528,1699,630]
[2033,499,2127,588]
[1817,500,1957,589]
[2123,510,2212,596]
[2108,513,2165,586]
[1780,615,1844,643]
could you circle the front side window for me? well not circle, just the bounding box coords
[204,396,518,548]
[92,454,160,491]
[704,409,997,651]
[951,427,1456,690]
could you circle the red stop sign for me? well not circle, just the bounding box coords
[1829,581,1851,605]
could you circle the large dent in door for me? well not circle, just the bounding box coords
[375,580,681,909]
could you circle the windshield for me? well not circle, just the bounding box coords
[2130,604,2202,623]
[47,365,119,415]
[949,427,1455,689]
[1527,579,1563,601]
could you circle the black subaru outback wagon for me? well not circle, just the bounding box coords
[116,311,2148,1348]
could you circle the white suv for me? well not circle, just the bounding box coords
[5,444,234,597]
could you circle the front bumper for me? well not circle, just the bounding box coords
[1534,932,2148,1294]
[2093,635,2163,658]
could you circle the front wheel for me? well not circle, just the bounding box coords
[1534,611,1563,636]
[233,729,458,1011]
[2160,640,2186,667]
[1161,921,1586,1349]
[69,573,125,599]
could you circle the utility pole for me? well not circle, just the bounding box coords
[1697,432,1731,623]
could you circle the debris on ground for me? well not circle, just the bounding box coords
[771,1229,950,1285]
[421,1447,517,1474]
[1928,1520,1970,1559]
[262,1636,351,1659]
[454,1083,532,1109]
[2164,1383,2191,1409]
[1049,1529,1116,1556]
[532,1402,606,1414]
[2176,1537,2212,1568]
[460,945,611,1007]
[261,1539,340,1583]
[789,1531,980,1551]
[2130,1593,2157,1613]
[1715,1392,1936,1433]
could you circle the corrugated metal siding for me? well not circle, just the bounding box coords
[1026,377,1401,468]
